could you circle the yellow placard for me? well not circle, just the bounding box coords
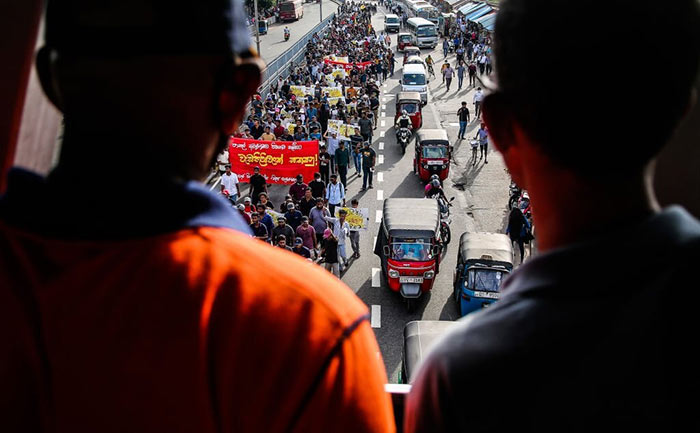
[289,85,306,98]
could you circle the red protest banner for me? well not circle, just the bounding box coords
[323,58,373,71]
[228,137,319,185]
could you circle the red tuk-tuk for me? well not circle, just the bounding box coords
[398,32,413,52]
[374,198,443,312]
[395,92,423,130]
[414,129,451,182]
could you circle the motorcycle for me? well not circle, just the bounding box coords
[284,30,290,42]
[437,196,455,245]
[447,40,455,53]
[396,127,411,154]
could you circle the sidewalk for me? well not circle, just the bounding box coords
[428,64,535,265]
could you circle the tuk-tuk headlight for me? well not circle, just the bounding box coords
[389,269,400,278]
[424,271,435,279]
[441,164,446,169]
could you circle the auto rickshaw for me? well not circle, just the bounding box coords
[414,129,451,181]
[453,232,514,316]
[399,320,459,383]
[258,18,268,35]
[395,92,423,130]
[402,46,421,64]
[374,198,443,312]
[398,32,413,52]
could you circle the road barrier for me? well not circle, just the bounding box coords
[255,11,336,99]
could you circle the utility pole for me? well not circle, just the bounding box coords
[254,0,261,55]
[319,0,323,23]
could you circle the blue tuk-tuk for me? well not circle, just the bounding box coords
[258,18,268,35]
[453,233,513,316]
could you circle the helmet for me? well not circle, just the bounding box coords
[402,110,408,116]
[430,174,440,182]
[431,179,441,188]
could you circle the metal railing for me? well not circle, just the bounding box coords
[256,11,336,98]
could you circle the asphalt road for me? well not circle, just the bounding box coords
[231,4,527,383]
[252,1,339,65]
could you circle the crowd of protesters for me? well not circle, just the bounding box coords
[216,1,388,277]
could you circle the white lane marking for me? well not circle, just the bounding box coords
[378,154,384,165]
[449,122,460,127]
[375,210,383,223]
[377,190,384,201]
[381,120,386,127]
[382,97,387,103]
[381,111,386,118]
[379,141,385,150]
[371,305,381,328]
[380,131,385,137]
[385,94,395,98]
[377,172,384,182]
[382,104,386,110]
[372,268,381,287]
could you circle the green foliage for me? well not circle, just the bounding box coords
[246,0,276,11]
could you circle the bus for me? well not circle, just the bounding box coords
[406,17,438,49]
[279,0,304,22]
[413,3,440,25]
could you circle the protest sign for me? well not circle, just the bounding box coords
[335,207,370,231]
[229,137,319,185]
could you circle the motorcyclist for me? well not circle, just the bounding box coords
[425,54,435,76]
[396,109,412,130]
[425,178,448,202]
[284,26,290,40]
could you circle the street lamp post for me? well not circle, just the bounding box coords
[254,0,261,55]
[319,0,322,23]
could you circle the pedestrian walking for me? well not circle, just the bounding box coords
[309,198,331,247]
[457,62,466,90]
[473,87,484,119]
[485,54,493,75]
[323,129,340,174]
[468,62,477,87]
[348,199,362,258]
[359,111,373,143]
[335,140,351,188]
[478,53,487,75]
[325,174,346,217]
[457,101,470,139]
[506,206,531,264]
[442,38,449,58]
[443,63,455,91]
[474,122,489,163]
[360,141,377,191]
[318,144,331,184]
[324,209,351,272]
[320,229,340,277]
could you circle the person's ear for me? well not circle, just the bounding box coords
[218,57,264,135]
[482,92,525,187]
[36,46,64,112]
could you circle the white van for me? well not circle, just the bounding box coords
[384,14,400,32]
[401,63,429,104]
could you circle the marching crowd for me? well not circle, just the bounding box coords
[217,1,389,277]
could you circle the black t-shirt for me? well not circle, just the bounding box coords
[250,125,264,139]
[322,237,339,263]
[319,152,331,172]
[249,223,268,239]
[249,174,267,195]
[299,197,316,216]
[293,246,312,259]
[458,107,470,122]
[308,179,326,200]
[361,146,376,167]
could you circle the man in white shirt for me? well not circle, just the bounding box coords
[220,165,240,205]
[473,87,484,120]
[216,149,229,174]
[323,129,340,174]
[325,174,346,218]
[324,208,351,272]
